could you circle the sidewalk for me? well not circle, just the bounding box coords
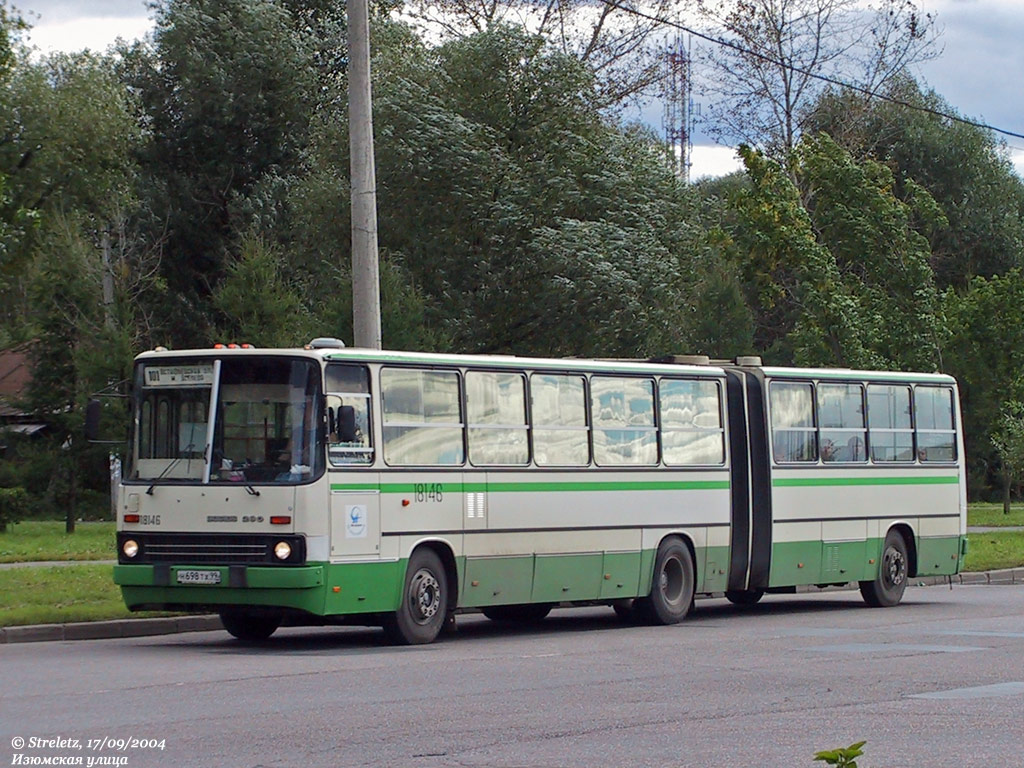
[2,566,1023,645]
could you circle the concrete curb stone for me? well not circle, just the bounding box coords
[1,615,223,644]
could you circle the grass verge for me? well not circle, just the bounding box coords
[0,521,115,563]
[966,503,1024,527]
[0,564,179,628]
[963,530,1024,573]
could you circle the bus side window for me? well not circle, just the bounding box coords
[915,386,957,462]
[325,364,373,466]
[817,383,866,463]
[867,384,914,462]
[769,382,817,463]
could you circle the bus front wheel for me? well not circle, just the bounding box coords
[385,548,448,645]
[859,530,909,607]
[219,609,281,641]
[636,538,695,625]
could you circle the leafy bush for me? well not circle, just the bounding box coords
[0,486,29,531]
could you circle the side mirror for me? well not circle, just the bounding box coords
[338,405,357,443]
[85,399,102,442]
[327,405,337,437]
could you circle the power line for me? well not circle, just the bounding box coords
[599,0,1024,142]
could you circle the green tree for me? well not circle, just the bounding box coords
[0,50,140,332]
[287,25,707,357]
[992,398,1024,514]
[807,78,1024,289]
[725,136,943,370]
[122,0,318,343]
[212,233,314,348]
[795,133,944,371]
[943,271,1024,498]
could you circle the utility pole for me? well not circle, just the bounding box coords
[348,0,382,349]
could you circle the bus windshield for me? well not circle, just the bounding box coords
[129,357,324,485]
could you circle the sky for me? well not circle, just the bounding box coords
[14,0,1024,180]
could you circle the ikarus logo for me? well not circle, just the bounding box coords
[346,504,367,538]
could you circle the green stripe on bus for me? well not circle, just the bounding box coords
[330,479,729,493]
[773,475,959,487]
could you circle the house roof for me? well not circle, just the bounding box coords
[0,343,33,418]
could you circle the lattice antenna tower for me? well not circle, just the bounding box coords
[662,31,693,182]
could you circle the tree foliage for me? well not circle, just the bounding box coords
[723,134,942,370]
[806,78,1024,288]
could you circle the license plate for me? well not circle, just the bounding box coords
[176,569,222,585]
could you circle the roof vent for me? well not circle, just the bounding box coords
[307,337,347,350]
[734,355,763,366]
[649,354,711,365]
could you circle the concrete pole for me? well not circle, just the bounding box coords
[101,229,115,331]
[348,0,382,350]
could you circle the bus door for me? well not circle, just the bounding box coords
[329,479,382,558]
[724,368,773,592]
[325,364,381,558]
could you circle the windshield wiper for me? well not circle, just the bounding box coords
[145,443,196,495]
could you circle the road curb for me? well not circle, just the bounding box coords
[3,568,1024,644]
[0,615,223,644]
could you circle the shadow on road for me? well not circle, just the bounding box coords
[155,590,924,655]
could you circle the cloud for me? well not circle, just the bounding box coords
[913,0,1024,139]
[20,1,149,21]
[689,145,743,180]
[25,15,153,54]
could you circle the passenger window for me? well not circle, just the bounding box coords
[867,385,914,462]
[770,382,817,462]
[381,368,464,465]
[591,377,657,466]
[325,364,373,466]
[660,379,725,465]
[817,384,866,463]
[466,371,528,466]
[915,386,957,462]
[531,374,589,466]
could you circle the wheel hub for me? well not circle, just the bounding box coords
[410,569,441,623]
[883,546,907,587]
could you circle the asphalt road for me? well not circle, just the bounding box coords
[3,585,1023,768]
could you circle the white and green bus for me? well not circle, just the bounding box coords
[111,342,967,644]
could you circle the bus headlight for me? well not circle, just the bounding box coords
[122,539,139,559]
[274,541,292,561]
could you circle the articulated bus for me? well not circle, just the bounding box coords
[111,341,967,644]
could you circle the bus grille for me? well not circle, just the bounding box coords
[116,533,305,565]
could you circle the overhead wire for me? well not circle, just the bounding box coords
[598,0,1024,142]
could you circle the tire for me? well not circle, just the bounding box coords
[725,589,764,606]
[219,609,281,641]
[481,603,553,623]
[635,538,695,625]
[385,548,448,645]
[859,530,909,607]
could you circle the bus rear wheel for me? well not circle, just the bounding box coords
[219,609,281,641]
[860,530,909,607]
[385,548,448,645]
[481,604,553,622]
[636,538,695,625]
